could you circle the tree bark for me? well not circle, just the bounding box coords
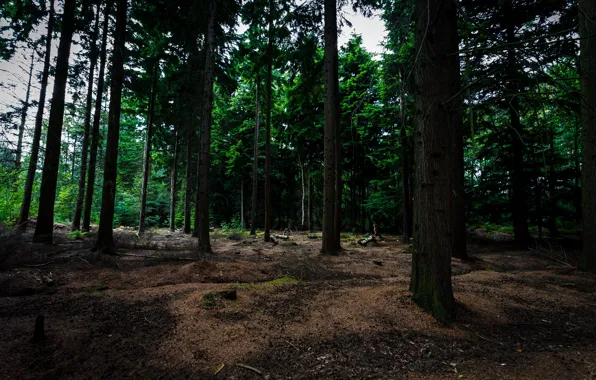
[183,108,193,234]
[197,0,216,254]
[18,0,55,231]
[299,155,305,229]
[400,70,412,242]
[15,51,34,173]
[505,0,531,248]
[321,0,339,254]
[452,73,467,259]
[138,64,159,235]
[579,0,596,273]
[82,1,110,232]
[170,125,179,232]
[94,0,127,253]
[32,0,76,243]
[410,0,458,324]
[250,75,260,235]
[73,5,100,231]
[264,0,274,242]
[307,171,312,231]
[240,177,244,228]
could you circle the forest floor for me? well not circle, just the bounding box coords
[0,224,595,380]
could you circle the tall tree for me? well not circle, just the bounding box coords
[138,64,159,235]
[579,0,596,273]
[263,0,274,242]
[95,0,127,253]
[410,0,459,323]
[197,0,217,253]
[170,124,179,232]
[18,0,55,231]
[73,4,100,231]
[83,1,110,232]
[250,75,261,235]
[15,51,34,172]
[321,0,340,254]
[32,0,77,243]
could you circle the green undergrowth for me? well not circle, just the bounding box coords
[234,275,301,291]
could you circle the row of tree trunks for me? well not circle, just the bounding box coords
[83,2,110,232]
[18,0,55,231]
[138,64,159,235]
[15,52,34,174]
[32,0,77,243]
[72,5,100,232]
[250,75,260,235]
[95,0,127,253]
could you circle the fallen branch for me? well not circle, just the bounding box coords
[23,261,54,267]
[274,234,289,240]
[528,248,573,267]
[357,235,376,246]
[235,363,262,375]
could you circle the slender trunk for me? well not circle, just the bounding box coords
[299,156,305,229]
[240,178,244,228]
[193,150,200,237]
[73,6,100,231]
[15,52,34,173]
[410,0,458,324]
[18,0,55,230]
[250,75,260,235]
[32,0,76,243]
[82,1,110,232]
[183,112,193,234]
[579,0,596,272]
[322,0,339,254]
[138,64,159,235]
[400,70,412,242]
[95,0,127,253]
[360,180,366,233]
[264,0,274,242]
[505,0,530,248]
[307,171,312,231]
[170,125,179,232]
[197,0,216,253]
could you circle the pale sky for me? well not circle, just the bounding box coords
[0,6,387,148]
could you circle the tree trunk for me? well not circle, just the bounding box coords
[264,0,274,243]
[82,1,110,232]
[410,0,458,324]
[579,0,596,273]
[73,5,100,231]
[94,0,127,253]
[197,0,216,254]
[240,177,244,228]
[400,70,412,242]
[321,0,339,254]
[183,110,193,234]
[505,0,531,248]
[138,64,159,235]
[32,0,76,243]
[452,78,467,259]
[15,52,34,173]
[250,75,260,235]
[307,171,312,231]
[299,155,305,229]
[170,125,179,232]
[18,0,55,231]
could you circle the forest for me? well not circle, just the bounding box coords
[0,0,595,378]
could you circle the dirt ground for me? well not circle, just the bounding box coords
[0,226,595,380]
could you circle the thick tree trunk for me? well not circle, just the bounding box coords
[95,0,127,253]
[410,0,458,324]
[321,0,339,254]
[15,52,34,173]
[83,1,110,232]
[18,0,54,231]
[197,0,216,254]
[138,64,159,235]
[505,0,531,248]
[579,0,596,273]
[264,0,274,242]
[170,125,179,232]
[73,6,100,231]
[250,76,260,235]
[32,0,76,243]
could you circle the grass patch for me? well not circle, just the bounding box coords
[235,275,301,291]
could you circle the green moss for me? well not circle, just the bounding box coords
[262,276,299,286]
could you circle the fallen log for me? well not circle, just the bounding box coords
[274,234,289,240]
[357,235,377,246]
